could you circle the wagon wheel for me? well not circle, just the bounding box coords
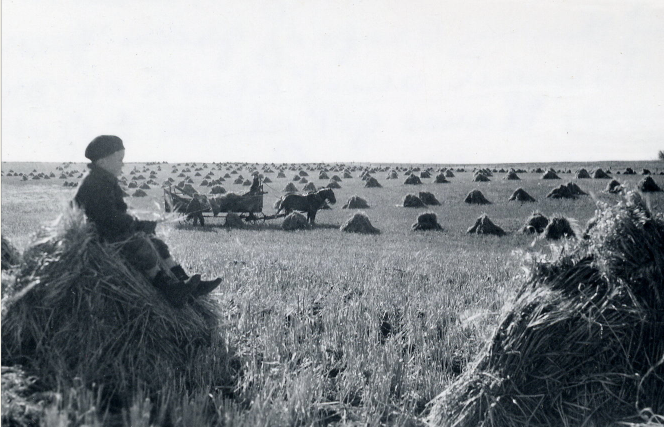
[242,212,264,224]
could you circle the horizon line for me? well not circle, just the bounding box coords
[2,159,663,167]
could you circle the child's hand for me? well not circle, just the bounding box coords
[136,220,157,234]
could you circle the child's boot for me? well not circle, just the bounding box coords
[170,265,201,284]
[191,277,222,298]
[152,271,200,308]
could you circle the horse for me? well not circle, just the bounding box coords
[274,188,336,224]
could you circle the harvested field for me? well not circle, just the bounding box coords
[2,160,663,425]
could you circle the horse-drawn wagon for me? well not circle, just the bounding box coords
[164,184,271,224]
[163,184,336,226]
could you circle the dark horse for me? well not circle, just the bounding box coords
[274,188,336,224]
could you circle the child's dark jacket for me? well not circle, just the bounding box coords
[74,165,136,241]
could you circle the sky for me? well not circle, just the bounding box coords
[2,0,663,164]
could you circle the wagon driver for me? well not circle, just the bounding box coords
[247,174,262,195]
[73,135,221,307]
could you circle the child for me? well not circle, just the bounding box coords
[74,135,221,307]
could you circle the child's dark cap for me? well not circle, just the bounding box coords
[85,135,125,162]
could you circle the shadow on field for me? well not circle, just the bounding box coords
[175,221,340,232]
[174,223,219,232]
[310,222,339,230]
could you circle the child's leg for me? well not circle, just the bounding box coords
[145,236,218,297]
[163,257,177,269]
[120,235,200,307]
[147,236,193,280]
[122,235,180,282]
[146,264,160,280]
[147,237,176,268]
[120,235,160,273]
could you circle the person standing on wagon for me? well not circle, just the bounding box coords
[249,175,261,194]
[73,135,221,307]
